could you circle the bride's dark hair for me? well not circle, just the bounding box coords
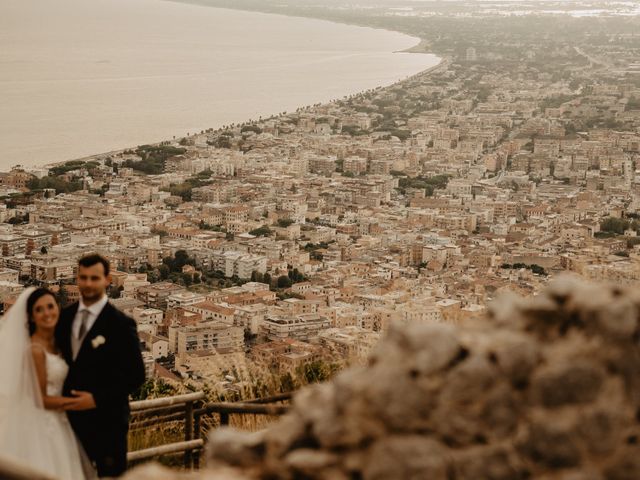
[26,287,57,336]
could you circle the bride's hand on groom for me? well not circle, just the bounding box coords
[65,390,97,411]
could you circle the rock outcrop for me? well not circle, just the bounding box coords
[126,276,640,480]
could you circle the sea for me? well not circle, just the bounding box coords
[0,0,439,169]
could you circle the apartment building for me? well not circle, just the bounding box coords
[262,313,331,341]
[168,322,243,355]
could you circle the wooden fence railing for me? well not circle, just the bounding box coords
[127,391,292,469]
[0,391,293,478]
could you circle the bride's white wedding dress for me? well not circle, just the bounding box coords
[37,349,90,479]
[0,287,91,479]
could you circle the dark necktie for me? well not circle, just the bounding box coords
[77,309,90,340]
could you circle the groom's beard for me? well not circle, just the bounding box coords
[80,288,105,303]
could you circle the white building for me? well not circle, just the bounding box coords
[262,314,331,341]
[142,351,155,379]
[168,322,243,355]
[234,303,268,335]
[132,307,164,335]
[140,332,170,360]
[167,291,206,309]
[210,250,267,279]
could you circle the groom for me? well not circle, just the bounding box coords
[56,254,146,478]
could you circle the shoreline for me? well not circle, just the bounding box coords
[399,39,432,55]
[39,3,443,171]
[171,1,432,55]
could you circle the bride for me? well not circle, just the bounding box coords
[0,287,94,479]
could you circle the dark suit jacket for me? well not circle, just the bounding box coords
[56,301,145,467]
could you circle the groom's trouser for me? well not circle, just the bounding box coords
[92,429,128,478]
[71,412,129,478]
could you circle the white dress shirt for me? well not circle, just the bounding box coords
[72,294,109,340]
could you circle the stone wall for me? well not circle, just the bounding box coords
[126,276,640,480]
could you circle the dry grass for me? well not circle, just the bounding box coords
[129,421,184,451]
[128,420,187,469]
[127,352,350,469]
[127,410,282,470]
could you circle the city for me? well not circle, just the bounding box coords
[1,1,640,478]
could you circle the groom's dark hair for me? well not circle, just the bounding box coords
[78,253,110,276]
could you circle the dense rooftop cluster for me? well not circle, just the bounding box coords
[1,1,640,401]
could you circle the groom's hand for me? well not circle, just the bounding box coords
[69,390,97,410]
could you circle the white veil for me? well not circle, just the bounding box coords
[0,287,96,480]
[0,287,51,470]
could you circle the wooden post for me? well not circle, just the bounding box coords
[127,392,291,468]
[193,412,202,469]
[184,401,194,469]
[220,411,229,426]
